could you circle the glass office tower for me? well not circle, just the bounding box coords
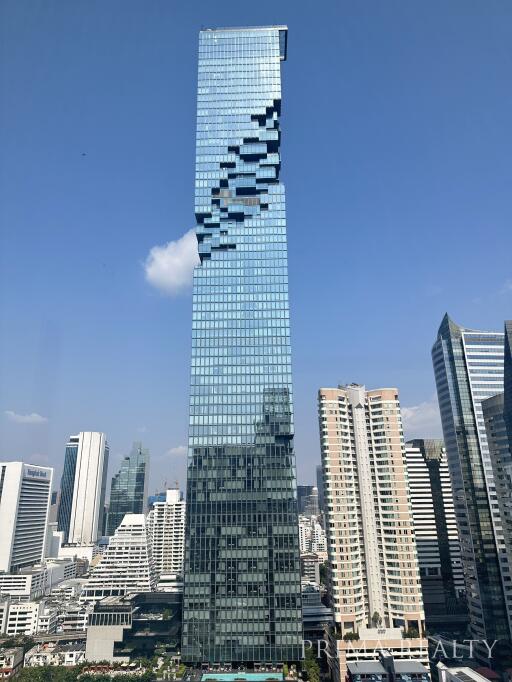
[504,321,512,444]
[432,314,511,645]
[182,26,303,665]
[57,436,79,543]
[106,442,149,536]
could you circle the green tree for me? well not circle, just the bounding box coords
[303,648,320,682]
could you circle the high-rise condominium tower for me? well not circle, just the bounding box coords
[319,385,426,681]
[57,432,109,545]
[106,442,149,536]
[432,314,511,643]
[404,440,465,618]
[0,462,53,573]
[182,26,302,664]
[147,489,186,577]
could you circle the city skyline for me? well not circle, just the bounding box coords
[1,9,512,676]
[2,1,512,493]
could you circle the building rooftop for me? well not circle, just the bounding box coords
[394,662,429,674]
[201,671,283,682]
[201,25,287,33]
[0,647,23,656]
[347,662,387,675]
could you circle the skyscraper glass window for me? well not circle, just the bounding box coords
[106,442,149,536]
[182,26,303,665]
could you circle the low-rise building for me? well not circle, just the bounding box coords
[25,641,85,667]
[57,602,92,632]
[0,559,76,603]
[86,592,182,663]
[0,600,58,636]
[3,601,40,636]
[347,652,430,682]
[48,578,86,601]
[333,628,430,682]
[0,568,47,602]
[0,647,24,678]
[437,664,491,682]
[35,604,58,634]
[300,552,321,585]
[302,581,333,643]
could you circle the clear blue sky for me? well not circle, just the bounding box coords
[1,0,511,494]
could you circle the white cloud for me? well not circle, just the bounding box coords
[5,410,48,425]
[167,445,187,457]
[401,397,442,440]
[144,229,199,295]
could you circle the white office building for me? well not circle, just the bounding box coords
[57,432,109,546]
[0,462,53,573]
[405,440,464,614]
[147,488,185,576]
[81,514,156,603]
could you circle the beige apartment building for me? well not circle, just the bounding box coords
[318,385,428,681]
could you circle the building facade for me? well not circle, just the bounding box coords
[316,465,325,514]
[57,432,109,545]
[106,442,149,536]
[182,26,303,664]
[405,440,465,618]
[319,385,425,635]
[297,485,319,517]
[318,385,426,681]
[432,314,511,642]
[483,324,512,630]
[504,321,512,446]
[81,514,156,603]
[0,462,53,574]
[147,489,185,577]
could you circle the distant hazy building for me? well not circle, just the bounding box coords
[0,462,53,573]
[106,442,149,535]
[504,321,512,444]
[146,489,185,577]
[405,440,465,618]
[316,464,325,513]
[297,485,319,517]
[298,515,327,560]
[147,491,166,508]
[81,514,156,603]
[319,385,426,682]
[57,432,109,545]
[432,315,511,643]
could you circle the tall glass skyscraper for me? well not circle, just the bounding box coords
[182,26,303,665]
[504,321,512,444]
[106,442,149,536]
[57,437,79,543]
[432,314,511,644]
